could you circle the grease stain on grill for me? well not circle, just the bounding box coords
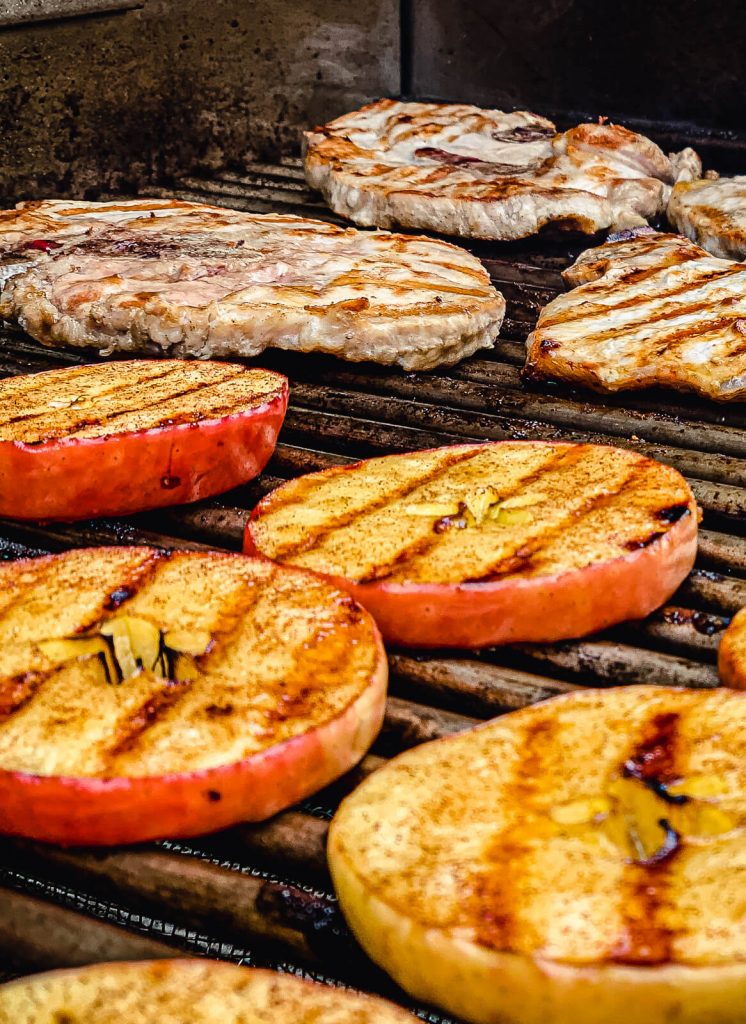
[257,881,352,960]
[662,607,727,635]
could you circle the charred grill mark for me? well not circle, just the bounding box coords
[610,711,684,965]
[93,551,169,625]
[471,717,557,952]
[624,531,665,551]
[657,503,691,524]
[353,447,581,585]
[0,364,184,429]
[457,455,643,585]
[270,448,483,561]
[104,680,193,761]
[0,672,49,725]
[20,375,267,445]
[355,533,446,584]
[544,264,746,328]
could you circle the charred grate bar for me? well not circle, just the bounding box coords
[0,156,745,1019]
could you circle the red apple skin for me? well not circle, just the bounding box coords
[0,636,386,846]
[0,377,288,521]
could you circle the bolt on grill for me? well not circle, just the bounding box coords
[0,155,744,1020]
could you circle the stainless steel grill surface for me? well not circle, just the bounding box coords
[1,159,744,1021]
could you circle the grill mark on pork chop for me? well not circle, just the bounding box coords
[267,448,483,561]
[470,716,559,952]
[542,265,746,329]
[609,711,684,965]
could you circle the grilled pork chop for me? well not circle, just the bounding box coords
[525,227,746,401]
[0,199,505,371]
[330,685,746,1024]
[668,176,746,259]
[304,99,701,240]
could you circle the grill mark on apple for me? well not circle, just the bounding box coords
[0,671,51,725]
[608,711,684,965]
[347,447,580,585]
[460,463,647,584]
[470,716,558,952]
[104,679,194,762]
[3,370,250,444]
[0,364,184,427]
[0,552,172,728]
[267,448,483,561]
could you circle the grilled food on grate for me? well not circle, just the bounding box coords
[525,227,746,400]
[0,360,287,521]
[304,99,701,240]
[0,960,413,1022]
[668,175,746,259]
[717,607,746,688]
[244,441,698,648]
[0,198,505,371]
[329,685,746,1024]
[0,547,386,845]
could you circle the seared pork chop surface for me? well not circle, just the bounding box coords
[0,199,505,371]
[304,99,701,240]
[668,176,746,259]
[525,228,746,401]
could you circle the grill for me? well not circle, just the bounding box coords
[1,153,745,1018]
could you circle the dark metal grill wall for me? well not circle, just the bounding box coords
[3,0,746,199]
[0,0,400,200]
[409,0,746,132]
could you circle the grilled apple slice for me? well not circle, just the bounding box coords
[0,360,287,520]
[0,959,412,1023]
[718,607,746,688]
[329,685,746,1024]
[0,546,386,845]
[244,441,698,647]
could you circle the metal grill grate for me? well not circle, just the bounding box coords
[1,157,744,1020]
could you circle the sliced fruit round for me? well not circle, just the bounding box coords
[244,441,698,647]
[0,360,288,520]
[0,959,413,1023]
[0,546,386,845]
[718,607,746,688]
[329,685,746,1024]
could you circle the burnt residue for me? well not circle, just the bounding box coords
[622,711,682,791]
[656,503,691,524]
[636,820,681,867]
[433,503,468,534]
[257,881,352,961]
[611,711,684,965]
[662,607,726,636]
[625,531,664,551]
[104,585,135,611]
